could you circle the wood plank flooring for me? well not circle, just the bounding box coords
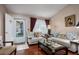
[16,44,77,55]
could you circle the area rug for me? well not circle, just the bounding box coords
[16,43,29,51]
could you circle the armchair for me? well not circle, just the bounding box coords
[27,32,43,45]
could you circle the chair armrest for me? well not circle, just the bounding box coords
[3,41,13,46]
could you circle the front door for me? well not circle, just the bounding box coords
[14,20,26,44]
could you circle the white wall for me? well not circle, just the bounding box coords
[25,16,30,32]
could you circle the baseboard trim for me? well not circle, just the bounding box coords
[14,42,25,45]
[29,44,38,46]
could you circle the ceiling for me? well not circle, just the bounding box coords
[5,4,67,19]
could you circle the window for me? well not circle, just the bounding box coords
[33,19,48,34]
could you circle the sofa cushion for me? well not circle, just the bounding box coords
[66,32,77,40]
[50,37,70,48]
[39,38,46,43]
[27,32,34,38]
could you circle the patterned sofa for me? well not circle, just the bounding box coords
[48,32,78,52]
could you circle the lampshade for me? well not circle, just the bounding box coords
[48,25,51,29]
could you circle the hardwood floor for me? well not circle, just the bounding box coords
[16,44,46,55]
[16,44,77,55]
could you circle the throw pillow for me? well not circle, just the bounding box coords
[51,32,59,37]
[57,34,66,39]
[66,32,77,40]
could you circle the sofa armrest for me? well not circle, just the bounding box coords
[3,41,13,46]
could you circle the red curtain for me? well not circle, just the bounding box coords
[30,17,37,31]
[45,20,50,34]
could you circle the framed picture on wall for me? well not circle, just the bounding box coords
[65,15,75,27]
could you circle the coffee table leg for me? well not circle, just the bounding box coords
[52,53,55,55]
[65,48,68,55]
[14,48,16,55]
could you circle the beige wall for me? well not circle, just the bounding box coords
[50,4,79,34]
[0,5,7,39]
[25,16,30,31]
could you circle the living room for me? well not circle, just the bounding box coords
[0,4,79,55]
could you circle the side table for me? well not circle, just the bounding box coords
[70,40,79,54]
